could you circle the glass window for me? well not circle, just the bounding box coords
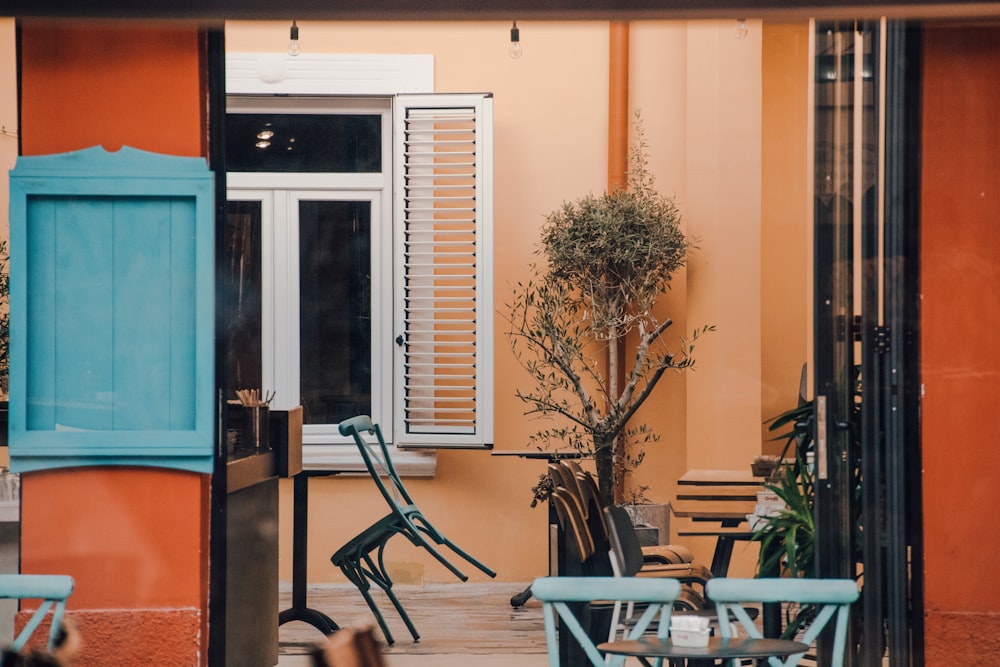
[298,200,372,425]
[225,113,381,173]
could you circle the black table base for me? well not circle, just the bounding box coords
[278,472,340,636]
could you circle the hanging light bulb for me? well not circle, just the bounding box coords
[288,20,301,56]
[735,18,749,40]
[509,20,523,59]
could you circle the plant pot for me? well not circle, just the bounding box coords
[622,502,672,546]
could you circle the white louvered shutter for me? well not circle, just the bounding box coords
[393,94,494,448]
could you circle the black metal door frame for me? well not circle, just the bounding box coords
[812,18,923,667]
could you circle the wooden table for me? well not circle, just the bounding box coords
[671,468,784,638]
[598,635,809,666]
[671,469,762,576]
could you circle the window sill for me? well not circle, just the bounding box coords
[302,444,437,477]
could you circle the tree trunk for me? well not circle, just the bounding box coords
[607,328,626,504]
[593,438,615,507]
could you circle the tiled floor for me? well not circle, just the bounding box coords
[277,581,548,667]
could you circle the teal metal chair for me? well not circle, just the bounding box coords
[0,574,75,653]
[332,415,496,644]
[706,577,860,667]
[532,575,681,667]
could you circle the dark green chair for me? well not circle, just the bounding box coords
[331,415,496,644]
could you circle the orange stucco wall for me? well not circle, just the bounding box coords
[921,24,1000,664]
[18,21,209,666]
[19,22,203,157]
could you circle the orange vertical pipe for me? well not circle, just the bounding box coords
[608,21,630,192]
[608,21,630,504]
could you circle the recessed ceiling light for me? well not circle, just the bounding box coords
[256,140,271,149]
[257,130,275,140]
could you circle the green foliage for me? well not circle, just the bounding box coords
[752,455,817,640]
[505,113,712,504]
[753,456,815,579]
[540,114,690,337]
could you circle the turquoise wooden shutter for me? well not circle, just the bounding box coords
[8,146,215,473]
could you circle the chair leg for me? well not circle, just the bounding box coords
[379,582,421,643]
[436,535,497,578]
[337,560,397,646]
[407,517,496,579]
[404,530,471,581]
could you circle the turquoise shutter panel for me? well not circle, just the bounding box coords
[8,146,215,473]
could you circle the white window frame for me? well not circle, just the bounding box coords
[226,54,493,473]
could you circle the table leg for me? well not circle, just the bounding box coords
[707,519,743,576]
[760,539,782,638]
[278,473,339,635]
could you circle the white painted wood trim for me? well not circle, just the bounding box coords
[226,53,434,95]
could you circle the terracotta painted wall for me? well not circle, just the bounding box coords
[921,24,1000,664]
[226,20,805,584]
[17,22,209,667]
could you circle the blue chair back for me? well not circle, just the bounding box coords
[0,574,75,652]
[532,576,681,667]
[706,577,859,667]
[338,415,415,511]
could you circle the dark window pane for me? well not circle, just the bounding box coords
[298,200,372,425]
[226,114,381,173]
[223,200,263,393]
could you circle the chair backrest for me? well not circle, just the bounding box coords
[572,468,606,520]
[532,576,680,667]
[0,574,75,652]
[550,488,597,565]
[548,463,581,507]
[603,505,648,577]
[706,577,860,667]
[338,415,414,511]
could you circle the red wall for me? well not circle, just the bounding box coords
[921,25,1000,663]
[18,21,210,667]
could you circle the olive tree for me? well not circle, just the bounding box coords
[507,114,711,505]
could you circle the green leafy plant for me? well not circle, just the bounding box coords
[753,456,815,579]
[506,112,712,506]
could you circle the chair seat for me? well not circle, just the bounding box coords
[331,513,406,565]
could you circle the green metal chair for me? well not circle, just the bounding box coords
[0,574,75,653]
[331,415,496,644]
[706,577,860,667]
[532,575,681,667]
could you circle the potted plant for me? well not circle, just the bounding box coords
[506,113,712,506]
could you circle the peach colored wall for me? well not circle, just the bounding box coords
[921,24,1000,663]
[683,21,763,475]
[17,21,209,666]
[227,20,802,584]
[760,21,810,449]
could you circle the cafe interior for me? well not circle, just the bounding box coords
[0,2,998,665]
